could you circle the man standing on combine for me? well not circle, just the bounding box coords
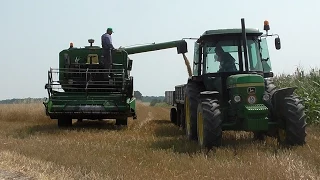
[101,27,115,78]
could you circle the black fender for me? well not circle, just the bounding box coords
[199,91,220,100]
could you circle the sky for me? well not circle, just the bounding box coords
[0,0,319,100]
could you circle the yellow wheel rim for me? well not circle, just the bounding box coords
[278,129,286,142]
[197,107,204,146]
[185,97,191,135]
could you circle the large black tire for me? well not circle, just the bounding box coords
[277,95,307,146]
[197,98,222,149]
[170,108,177,125]
[58,117,72,127]
[116,117,128,126]
[184,81,204,140]
[254,78,277,140]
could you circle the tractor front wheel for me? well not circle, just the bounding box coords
[197,98,222,149]
[277,95,307,146]
[254,78,278,140]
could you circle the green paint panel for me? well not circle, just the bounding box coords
[243,104,269,131]
[128,97,136,112]
[202,28,262,36]
[227,74,264,87]
[46,93,128,113]
[227,74,265,107]
[59,48,129,83]
[225,74,269,131]
[199,28,263,42]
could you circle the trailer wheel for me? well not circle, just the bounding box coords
[170,108,177,125]
[116,118,128,126]
[197,99,222,149]
[185,81,204,141]
[176,104,182,127]
[58,117,72,128]
[180,105,186,130]
[277,95,307,146]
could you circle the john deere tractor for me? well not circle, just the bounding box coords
[167,18,306,149]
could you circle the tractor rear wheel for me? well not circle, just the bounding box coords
[184,81,204,141]
[197,99,222,149]
[277,95,307,146]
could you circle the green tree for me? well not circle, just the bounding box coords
[150,99,158,106]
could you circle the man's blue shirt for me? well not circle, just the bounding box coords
[101,33,114,49]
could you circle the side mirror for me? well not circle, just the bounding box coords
[275,37,281,50]
[177,41,188,54]
[128,59,133,70]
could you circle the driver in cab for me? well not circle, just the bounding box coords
[214,45,237,72]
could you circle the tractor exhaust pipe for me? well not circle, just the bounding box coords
[241,18,249,72]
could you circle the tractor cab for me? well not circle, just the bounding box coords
[191,20,281,104]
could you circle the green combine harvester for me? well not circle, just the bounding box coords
[44,39,187,127]
[165,18,307,149]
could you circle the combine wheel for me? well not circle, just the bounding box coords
[116,117,128,126]
[170,108,177,125]
[185,81,204,140]
[58,117,72,127]
[277,95,307,146]
[197,99,222,149]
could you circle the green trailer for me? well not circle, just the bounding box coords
[44,39,187,127]
[165,18,307,149]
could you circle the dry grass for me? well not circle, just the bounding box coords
[0,103,319,180]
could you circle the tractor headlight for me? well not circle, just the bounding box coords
[263,93,270,101]
[234,95,241,103]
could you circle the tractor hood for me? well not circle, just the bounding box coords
[227,74,264,88]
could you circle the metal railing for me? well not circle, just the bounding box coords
[45,67,127,95]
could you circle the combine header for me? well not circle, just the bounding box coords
[44,39,187,127]
[165,18,307,149]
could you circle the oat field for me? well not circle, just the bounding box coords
[0,101,319,180]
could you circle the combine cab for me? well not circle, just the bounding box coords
[165,19,307,149]
[44,39,188,127]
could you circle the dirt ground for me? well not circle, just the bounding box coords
[0,102,319,180]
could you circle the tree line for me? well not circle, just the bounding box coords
[0,98,46,104]
[134,91,166,106]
